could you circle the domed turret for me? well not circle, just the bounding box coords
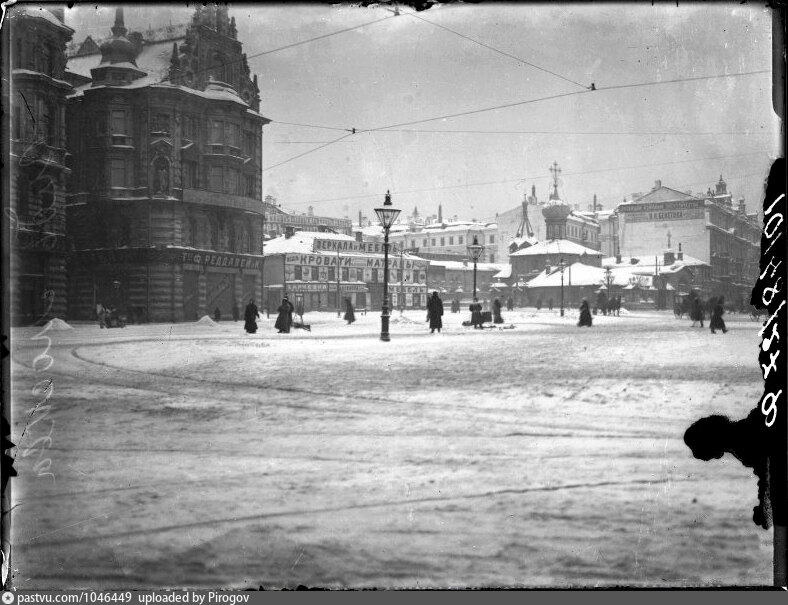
[91,8,145,84]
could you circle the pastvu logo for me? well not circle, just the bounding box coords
[2,591,14,604]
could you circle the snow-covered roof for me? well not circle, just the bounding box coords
[427,260,505,272]
[509,236,539,250]
[10,5,74,33]
[509,239,602,257]
[263,232,357,255]
[527,262,607,288]
[493,265,513,279]
[602,254,709,272]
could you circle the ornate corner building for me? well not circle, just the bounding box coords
[6,6,74,325]
[62,6,271,323]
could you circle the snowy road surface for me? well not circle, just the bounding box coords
[9,309,771,588]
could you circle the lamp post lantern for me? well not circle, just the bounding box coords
[559,257,565,317]
[374,190,400,341]
[467,235,485,300]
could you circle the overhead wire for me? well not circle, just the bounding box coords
[405,10,590,90]
[282,150,769,206]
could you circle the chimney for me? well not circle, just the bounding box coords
[677,243,684,261]
[663,249,675,266]
[354,231,363,243]
[653,180,662,190]
[284,226,294,239]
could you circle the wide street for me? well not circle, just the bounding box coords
[8,309,771,588]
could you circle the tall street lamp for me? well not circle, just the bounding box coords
[559,257,566,317]
[466,235,485,300]
[375,190,400,342]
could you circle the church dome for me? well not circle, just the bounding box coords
[98,8,138,66]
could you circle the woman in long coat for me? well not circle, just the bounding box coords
[710,296,728,334]
[469,298,483,329]
[275,296,294,333]
[427,291,444,333]
[244,299,259,334]
[492,298,504,324]
[577,299,593,327]
[344,297,356,324]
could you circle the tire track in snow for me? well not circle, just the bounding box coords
[21,476,692,549]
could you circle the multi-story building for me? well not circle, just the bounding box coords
[64,6,270,322]
[262,231,429,313]
[617,177,760,304]
[389,220,499,263]
[7,6,74,325]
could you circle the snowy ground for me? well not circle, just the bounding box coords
[8,308,772,588]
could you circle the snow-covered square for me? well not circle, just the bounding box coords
[9,309,770,588]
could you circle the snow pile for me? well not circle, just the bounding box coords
[389,314,424,325]
[196,315,218,327]
[44,318,73,330]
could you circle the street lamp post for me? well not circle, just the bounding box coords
[375,190,400,342]
[467,235,485,300]
[559,257,565,317]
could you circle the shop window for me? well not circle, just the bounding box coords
[328,267,335,282]
[293,266,302,280]
[341,267,349,281]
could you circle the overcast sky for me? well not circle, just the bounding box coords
[63,2,781,223]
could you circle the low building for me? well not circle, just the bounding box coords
[425,259,505,303]
[262,231,429,313]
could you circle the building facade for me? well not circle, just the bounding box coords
[7,6,74,325]
[617,177,760,303]
[263,232,429,313]
[64,6,271,322]
[389,221,499,263]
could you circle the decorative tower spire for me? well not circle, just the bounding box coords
[168,41,181,84]
[548,161,562,201]
[111,7,127,37]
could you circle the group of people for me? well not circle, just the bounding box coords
[243,297,296,334]
[689,295,728,334]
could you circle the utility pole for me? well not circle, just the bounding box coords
[336,248,341,318]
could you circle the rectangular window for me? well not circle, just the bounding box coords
[293,266,302,280]
[440,237,445,246]
[111,110,127,134]
[210,120,223,144]
[111,159,126,187]
[245,174,255,198]
[341,267,349,281]
[458,236,463,245]
[423,239,427,247]
[327,267,335,282]
[209,166,223,192]
[411,239,416,248]
[227,168,240,195]
[449,236,454,245]
[431,238,436,246]
[489,235,495,244]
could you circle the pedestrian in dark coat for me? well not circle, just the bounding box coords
[213,307,222,322]
[275,296,294,333]
[506,297,514,311]
[344,297,356,324]
[469,298,483,329]
[427,291,444,333]
[244,299,259,334]
[492,298,504,324]
[710,296,728,334]
[691,297,705,328]
[577,299,593,327]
